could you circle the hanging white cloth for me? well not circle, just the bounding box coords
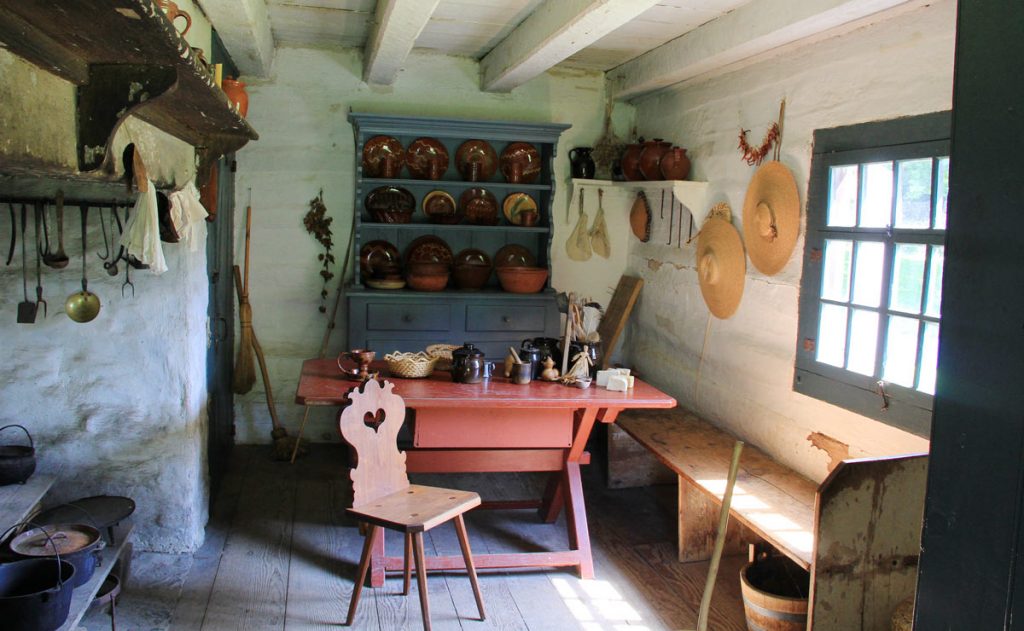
[168,182,208,252]
[121,180,168,275]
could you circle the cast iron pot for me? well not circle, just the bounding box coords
[9,524,104,588]
[0,558,76,631]
[0,425,36,486]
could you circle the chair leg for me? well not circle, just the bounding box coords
[403,532,413,596]
[454,514,486,621]
[346,524,379,626]
[412,532,431,631]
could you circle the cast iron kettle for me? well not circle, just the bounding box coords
[451,343,486,384]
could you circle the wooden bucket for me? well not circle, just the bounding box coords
[740,556,809,631]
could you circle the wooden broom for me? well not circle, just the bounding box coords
[232,194,256,394]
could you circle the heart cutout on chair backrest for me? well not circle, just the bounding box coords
[364,408,386,432]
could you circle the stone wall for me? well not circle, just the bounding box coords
[621,1,954,481]
[0,3,213,552]
[232,47,633,444]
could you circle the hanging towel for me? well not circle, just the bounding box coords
[122,180,168,275]
[169,182,209,252]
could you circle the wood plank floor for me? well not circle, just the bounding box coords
[165,444,749,631]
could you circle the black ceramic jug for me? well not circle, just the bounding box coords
[569,147,595,179]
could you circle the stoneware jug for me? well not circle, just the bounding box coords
[569,147,596,179]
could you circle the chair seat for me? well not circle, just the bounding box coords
[348,484,481,532]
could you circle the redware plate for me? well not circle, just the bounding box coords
[405,137,449,180]
[454,248,492,268]
[455,139,498,182]
[459,187,499,225]
[499,142,541,184]
[359,240,400,276]
[405,235,454,266]
[422,190,460,224]
[494,244,537,268]
[502,192,538,225]
[362,135,404,178]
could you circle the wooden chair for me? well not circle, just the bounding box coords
[340,379,486,630]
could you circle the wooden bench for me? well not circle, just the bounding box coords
[617,408,928,630]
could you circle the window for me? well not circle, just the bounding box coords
[795,112,950,436]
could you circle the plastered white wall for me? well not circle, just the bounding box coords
[233,47,633,444]
[623,0,952,481]
[0,46,210,551]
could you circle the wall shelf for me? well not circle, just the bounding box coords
[0,0,257,181]
[569,178,710,225]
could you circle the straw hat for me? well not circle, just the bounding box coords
[696,216,746,319]
[742,161,800,276]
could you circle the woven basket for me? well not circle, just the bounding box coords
[425,344,459,371]
[384,352,438,378]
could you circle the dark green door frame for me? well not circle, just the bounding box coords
[915,0,1024,626]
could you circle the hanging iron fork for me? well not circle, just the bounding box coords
[33,202,47,317]
[122,257,135,298]
[666,195,675,245]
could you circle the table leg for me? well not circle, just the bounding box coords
[539,472,565,523]
[563,461,594,579]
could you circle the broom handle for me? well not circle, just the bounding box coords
[696,441,745,631]
[234,265,281,431]
[242,189,252,298]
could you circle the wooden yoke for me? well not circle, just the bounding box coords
[338,379,410,508]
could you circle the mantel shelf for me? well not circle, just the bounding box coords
[569,178,710,225]
[0,0,258,181]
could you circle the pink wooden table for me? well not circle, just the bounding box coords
[296,358,676,586]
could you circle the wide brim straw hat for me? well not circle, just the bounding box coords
[742,160,800,275]
[696,216,746,319]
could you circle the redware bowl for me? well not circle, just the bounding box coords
[496,266,548,294]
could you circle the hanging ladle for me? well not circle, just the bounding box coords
[65,205,101,323]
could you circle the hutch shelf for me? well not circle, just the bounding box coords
[347,112,570,358]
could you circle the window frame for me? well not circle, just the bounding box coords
[794,112,951,437]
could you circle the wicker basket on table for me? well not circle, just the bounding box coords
[425,344,460,372]
[384,352,438,378]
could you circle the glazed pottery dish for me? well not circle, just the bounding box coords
[497,266,548,293]
[364,186,414,223]
[493,244,536,268]
[405,235,454,266]
[503,193,539,226]
[422,190,460,224]
[499,142,541,184]
[362,135,404,178]
[405,137,449,180]
[459,188,499,225]
[455,139,498,182]
[359,240,401,277]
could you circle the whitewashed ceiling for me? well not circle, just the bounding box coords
[263,0,747,69]
[207,0,925,98]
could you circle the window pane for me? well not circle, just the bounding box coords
[847,309,880,376]
[828,165,858,227]
[890,243,927,314]
[918,322,940,394]
[860,161,893,228]
[925,245,944,318]
[883,315,920,387]
[934,157,949,229]
[852,241,884,307]
[821,240,853,302]
[816,304,849,368]
[895,159,933,228]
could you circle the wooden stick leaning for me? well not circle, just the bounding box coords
[290,213,357,463]
[694,440,745,631]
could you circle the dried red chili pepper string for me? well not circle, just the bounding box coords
[738,99,786,166]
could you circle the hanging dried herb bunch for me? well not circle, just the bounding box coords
[303,189,334,313]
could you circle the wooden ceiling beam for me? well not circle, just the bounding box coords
[607,0,925,101]
[480,0,660,93]
[363,0,442,86]
[198,0,275,77]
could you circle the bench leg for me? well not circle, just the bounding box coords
[678,476,750,563]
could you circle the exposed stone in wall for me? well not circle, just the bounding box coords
[624,0,951,481]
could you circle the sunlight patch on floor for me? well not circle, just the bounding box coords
[552,577,650,630]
